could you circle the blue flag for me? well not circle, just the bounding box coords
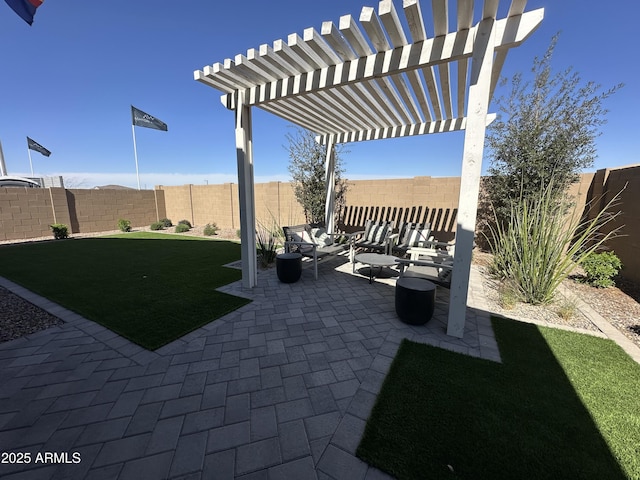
[4,0,44,26]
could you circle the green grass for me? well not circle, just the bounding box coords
[357,317,640,479]
[0,233,251,350]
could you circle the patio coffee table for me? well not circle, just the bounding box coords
[354,253,399,284]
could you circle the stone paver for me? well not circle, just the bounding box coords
[1,255,634,479]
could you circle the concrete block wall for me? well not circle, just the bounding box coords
[157,182,306,232]
[0,187,70,241]
[64,189,165,233]
[592,165,640,283]
[339,176,461,240]
[0,188,164,240]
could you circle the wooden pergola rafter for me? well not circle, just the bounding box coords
[194,0,543,338]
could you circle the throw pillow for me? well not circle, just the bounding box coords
[372,222,389,243]
[363,220,377,242]
[311,228,332,246]
[365,222,380,242]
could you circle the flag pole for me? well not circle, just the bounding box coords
[0,139,8,176]
[131,124,141,190]
[27,146,34,176]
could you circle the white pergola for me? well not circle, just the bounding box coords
[194,0,543,338]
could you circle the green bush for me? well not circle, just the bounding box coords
[204,223,219,236]
[175,223,190,233]
[150,222,164,231]
[118,219,131,232]
[50,223,69,240]
[178,219,192,228]
[236,229,242,239]
[582,251,622,288]
[160,218,172,227]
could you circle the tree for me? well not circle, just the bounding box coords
[483,35,622,222]
[286,127,348,225]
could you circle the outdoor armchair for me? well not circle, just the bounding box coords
[351,219,395,257]
[282,224,353,280]
[406,241,455,262]
[395,256,453,289]
[388,222,433,257]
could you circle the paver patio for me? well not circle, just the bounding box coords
[0,254,502,479]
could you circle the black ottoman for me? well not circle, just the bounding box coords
[276,253,302,283]
[395,277,436,325]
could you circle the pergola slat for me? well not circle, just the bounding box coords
[339,13,416,125]
[195,66,235,93]
[432,0,454,119]
[456,0,474,117]
[222,59,257,88]
[258,44,299,77]
[482,0,500,19]
[216,11,543,110]
[490,0,528,97]
[317,112,496,144]
[304,27,343,65]
[360,7,424,123]
[320,21,358,61]
[233,54,274,85]
[361,79,407,125]
[273,39,314,73]
[245,48,284,80]
[195,0,543,336]
[379,1,432,123]
[288,33,326,70]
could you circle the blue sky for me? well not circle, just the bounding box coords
[1,0,637,189]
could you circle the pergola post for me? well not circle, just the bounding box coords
[324,135,336,238]
[447,17,495,338]
[235,91,258,288]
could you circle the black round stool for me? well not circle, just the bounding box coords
[395,277,436,325]
[276,253,302,283]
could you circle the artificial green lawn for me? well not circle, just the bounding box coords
[0,233,251,350]
[357,317,640,480]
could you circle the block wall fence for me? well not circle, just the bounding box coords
[1,165,638,281]
[0,189,166,241]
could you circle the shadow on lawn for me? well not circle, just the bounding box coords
[357,316,630,479]
[0,234,251,350]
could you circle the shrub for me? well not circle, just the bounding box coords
[150,222,164,231]
[498,283,518,310]
[50,223,69,240]
[175,223,190,233]
[204,223,219,236]
[160,218,172,228]
[236,229,242,239]
[582,251,622,288]
[556,297,577,321]
[256,226,278,268]
[118,219,131,232]
[178,219,192,228]
[487,182,622,304]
